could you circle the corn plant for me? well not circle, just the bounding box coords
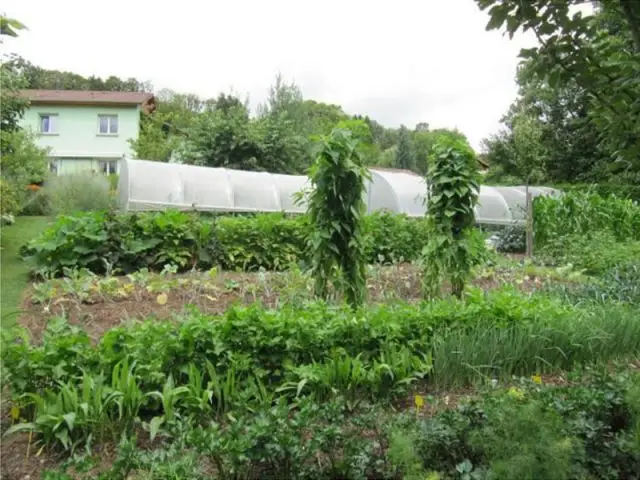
[422,137,480,298]
[302,127,370,308]
[5,372,120,453]
[109,357,153,430]
[204,360,240,415]
[181,363,215,416]
[146,375,190,441]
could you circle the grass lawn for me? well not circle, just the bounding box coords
[1,216,49,328]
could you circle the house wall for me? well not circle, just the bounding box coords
[20,104,140,161]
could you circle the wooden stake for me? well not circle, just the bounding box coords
[525,186,534,258]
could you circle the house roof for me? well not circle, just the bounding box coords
[19,89,156,112]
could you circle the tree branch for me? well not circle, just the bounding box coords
[619,0,640,53]
[532,29,623,116]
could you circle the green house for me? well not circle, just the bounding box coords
[18,90,156,175]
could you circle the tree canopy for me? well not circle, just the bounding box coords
[477,0,640,184]
[8,50,477,176]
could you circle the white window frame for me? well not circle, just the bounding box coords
[97,114,119,135]
[49,159,60,175]
[99,159,118,175]
[39,113,59,135]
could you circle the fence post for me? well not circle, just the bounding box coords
[525,186,534,258]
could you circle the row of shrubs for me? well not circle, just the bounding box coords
[21,210,469,276]
[21,191,640,277]
[5,288,639,402]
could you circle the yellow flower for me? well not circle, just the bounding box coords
[156,293,168,305]
[414,394,425,409]
[10,405,20,421]
[507,386,525,401]
[532,374,543,385]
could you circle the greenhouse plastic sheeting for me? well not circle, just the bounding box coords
[118,158,309,213]
[118,158,559,226]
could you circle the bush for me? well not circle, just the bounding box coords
[23,210,491,277]
[0,178,20,216]
[20,186,52,216]
[0,128,48,213]
[21,210,213,277]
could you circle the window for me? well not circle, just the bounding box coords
[98,115,118,135]
[100,160,118,175]
[39,114,58,134]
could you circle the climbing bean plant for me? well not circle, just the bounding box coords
[304,127,370,307]
[422,137,480,298]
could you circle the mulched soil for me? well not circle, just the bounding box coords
[16,263,549,342]
[1,433,62,480]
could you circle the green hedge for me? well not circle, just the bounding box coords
[21,210,436,276]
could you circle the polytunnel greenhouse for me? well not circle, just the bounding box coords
[118,158,559,226]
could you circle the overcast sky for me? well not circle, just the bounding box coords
[2,0,539,150]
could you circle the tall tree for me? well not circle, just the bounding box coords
[177,103,264,170]
[300,100,348,137]
[476,0,640,182]
[0,18,48,216]
[257,112,308,174]
[483,58,608,184]
[395,125,415,171]
[129,111,178,161]
[8,57,150,92]
[413,127,470,175]
[0,58,28,138]
[258,73,305,124]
